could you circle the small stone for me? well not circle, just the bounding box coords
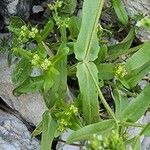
[32,5,44,14]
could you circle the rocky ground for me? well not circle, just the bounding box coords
[0,0,150,150]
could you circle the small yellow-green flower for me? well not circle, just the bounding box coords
[31,54,40,66]
[41,59,52,70]
[114,65,127,78]
[29,27,38,38]
[69,105,78,115]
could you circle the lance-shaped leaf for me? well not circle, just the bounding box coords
[67,119,115,143]
[77,62,100,124]
[112,0,128,25]
[74,0,104,61]
[121,84,150,122]
[125,62,150,88]
[107,28,135,60]
[125,42,150,72]
[41,111,57,150]
[47,44,69,108]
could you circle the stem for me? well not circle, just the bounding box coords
[121,122,144,128]
[60,26,67,43]
[85,62,118,123]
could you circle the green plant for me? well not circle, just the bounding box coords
[3,0,150,149]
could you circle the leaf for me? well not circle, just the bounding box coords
[43,67,59,92]
[60,0,77,15]
[140,123,150,136]
[32,121,43,137]
[107,28,135,60]
[125,62,150,88]
[67,119,115,143]
[112,0,128,25]
[68,16,81,38]
[12,58,32,85]
[125,42,150,72]
[74,0,104,61]
[121,84,150,122]
[133,137,142,150]
[9,16,25,30]
[41,111,57,150]
[95,45,107,64]
[97,63,114,80]
[77,62,100,124]
[13,48,33,60]
[13,76,44,96]
[112,88,129,119]
[48,44,69,108]
[40,20,54,41]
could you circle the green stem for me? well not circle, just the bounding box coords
[121,122,145,128]
[60,26,67,43]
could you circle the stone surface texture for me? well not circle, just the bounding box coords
[122,0,150,42]
[0,53,46,126]
[0,109,40,150]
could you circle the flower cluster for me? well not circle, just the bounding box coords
[86,131,125,150]
[31,54,52,71]
[57,105,78,132]
[48,0,70,28]
[56,17,70,28]
[136,16,150,29]
[114,64,127,78]
[48,0,63,11]
[19,25,38,42]
[41,59,52,70]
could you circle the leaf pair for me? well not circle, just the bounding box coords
[74,0,105,124]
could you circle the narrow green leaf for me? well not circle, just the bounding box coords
[121,84,150,122]
[13,76,44,96]
[40,20,54,40]
[140,123,150,136]
[67,119,115,143]
[107,28,135,60]
[49,44,69,108]
[77,62,100,124]
[125,42,150,72]
[125,62,150,88]
[68,16,81,38]
[13,48,33,60]
[43,67,59,92]
[95,45,107,64]
[41,111,57,150]
[74,0,104,61]
[12,58,32,85]
[9,16,25,30]
[133,137,142,150]
[32,121,43,137]
[112,0,128,25]
[112,88,129,119]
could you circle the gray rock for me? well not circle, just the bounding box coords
[142,111,150,150]
[122,0,150,42]
[0,53,46,126]
[0,0,32,27]
[57,130,80,150]
[0,109,40,150]
[127,112,150,149]
[32,5,44,14]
